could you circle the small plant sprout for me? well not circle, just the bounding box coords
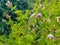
[57,16,60,24]
[48,34,54,40]
[6,0,12,7]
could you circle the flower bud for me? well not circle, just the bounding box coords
[6,0,12,7]
[48,34,54,39]
[36,13,42,18]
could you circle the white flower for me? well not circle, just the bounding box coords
[48,34,54,39]
[6,0,12,7]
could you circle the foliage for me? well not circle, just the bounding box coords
[0,0,60,45]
